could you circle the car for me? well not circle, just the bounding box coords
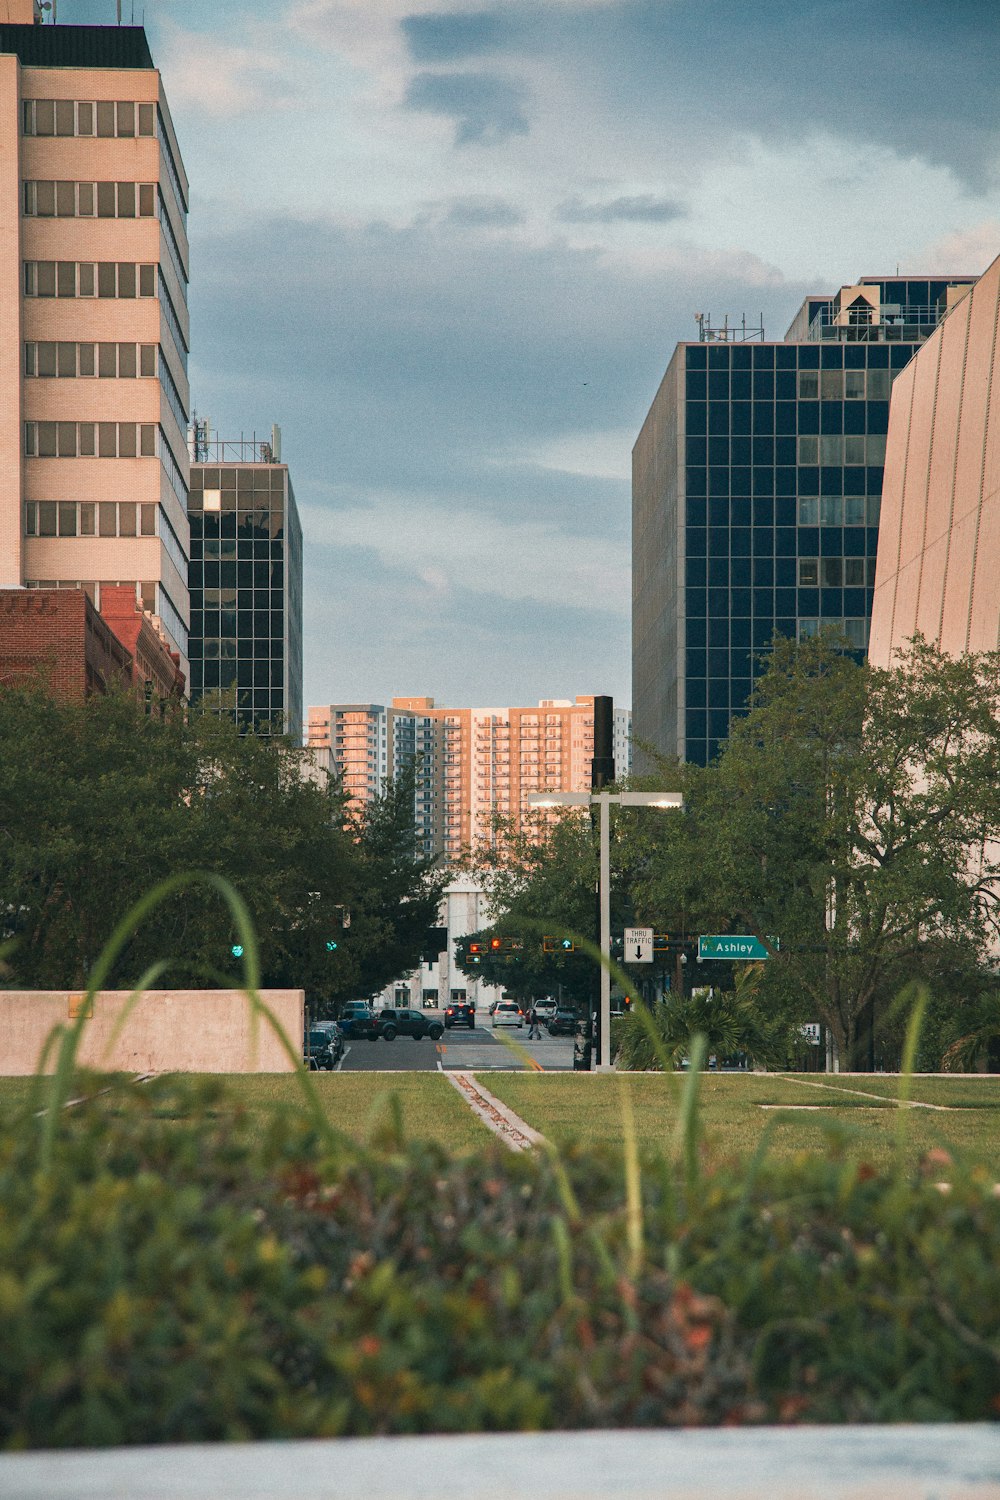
[533,999,558,1021]
[492,1001,524,1028]
[303,1027,337,1070]
[547,1007,578,1037]
[311,1020,344,1063]
[337,1001,373,1038]
[445,1002,475,1029]
[354,1008,445,1042]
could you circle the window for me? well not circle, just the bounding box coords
[23,98,155,138]
[25,342,156,379]
[798,559,818,586]
[797,496,819,524]
[23,180,156,218]
[821,558,842,587]
[24,421,156,459]
[22,500,160,540]
[798,435,818,465]
[23,262,156,299]
[797,370,818,400]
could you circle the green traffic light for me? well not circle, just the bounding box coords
[231,944,244,958]
[326,939,338,952]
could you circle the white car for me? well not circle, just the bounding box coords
[492,1002,524,1028]
[533,999,557,1021]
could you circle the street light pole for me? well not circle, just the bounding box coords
[529,789,684,1070]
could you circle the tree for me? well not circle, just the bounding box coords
[0,688,441,1005]
[637,634,1000,1069]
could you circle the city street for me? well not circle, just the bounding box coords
[339,1021,575,1073]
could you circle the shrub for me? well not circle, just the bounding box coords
[1,1070,998,1447]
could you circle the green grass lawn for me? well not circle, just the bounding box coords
[0,1073,493,1153]
[480,1071,1000,1173]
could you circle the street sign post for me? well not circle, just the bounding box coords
[624,926,654,963]
[698,935,774,961]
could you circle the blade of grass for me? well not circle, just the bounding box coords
[672,1032,707,1188]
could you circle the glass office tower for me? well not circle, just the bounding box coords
[632,276,978,767]
[187,436,302,742]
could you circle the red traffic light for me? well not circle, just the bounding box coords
[469,942,483,955]
[489,937,503,951]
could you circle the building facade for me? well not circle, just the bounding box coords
[0,583,182,700]
[306,695,633,861]
[869,257,999,665]
[1,7,191,676]
[188,436,303,742]
[633,275,978,766]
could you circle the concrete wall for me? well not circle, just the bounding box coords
[0,989,304,1074]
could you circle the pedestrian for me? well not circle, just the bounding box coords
[528,1005,541,1040]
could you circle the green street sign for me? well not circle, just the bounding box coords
[698,934,773,961]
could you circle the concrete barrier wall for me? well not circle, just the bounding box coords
[0,989,304,1074]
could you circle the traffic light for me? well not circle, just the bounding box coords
[468,941,482,965]
[231,943,244,959]
[325,939,338,952]
[489,937,503,952]
[543,936,575,953]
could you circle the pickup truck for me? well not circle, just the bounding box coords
[355,1007,445,1042]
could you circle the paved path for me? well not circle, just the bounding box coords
[445,1071,547,1151]
[2,1425,997,1498]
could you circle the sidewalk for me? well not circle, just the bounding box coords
[1,1426,998,1499]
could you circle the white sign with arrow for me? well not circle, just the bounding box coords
[623,926,654,963]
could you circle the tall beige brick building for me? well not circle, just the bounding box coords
[0,4,190,674]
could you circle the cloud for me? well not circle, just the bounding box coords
[437,195,527,228]
[400,10,517,62]
[558,193,686,225]
[907,222,1000,278]
[404,69,532,144]
[156,23,302,118]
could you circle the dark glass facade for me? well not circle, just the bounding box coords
[632,277,978,767]
[187,461,303,742]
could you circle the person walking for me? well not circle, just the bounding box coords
[527,1004,541,1040]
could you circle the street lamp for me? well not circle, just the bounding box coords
[528,789,684,1069]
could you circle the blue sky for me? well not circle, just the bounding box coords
[65,0,1000,713]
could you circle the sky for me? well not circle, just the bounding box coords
[65,0,1000,714]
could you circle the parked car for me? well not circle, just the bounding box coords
[547,1007,578,1037]
[492,1001,524,1028]
[445,1001,476,1029]
[533,999,558,1021]
[354,1008,445,1042]
[304,1028,337,1070]
[311,1020,344,1063]
[337,1001,373,1038]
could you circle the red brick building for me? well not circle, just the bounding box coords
[0,587,184,701]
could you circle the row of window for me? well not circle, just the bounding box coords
[798,368,892,401]
[25,341,158,379]
[190,468,286,495]
[797,434,887,466]
[24,421,156,458]
[687,342,911,370]
[685,367,896,404]
[25,260,156,298]
[22,98,156,138]
[23,179,156,218]
[798,617,870,648]
[798,557,877,588]
[198,639,285,661]
[24,500,158,538]
[797,494,881,526]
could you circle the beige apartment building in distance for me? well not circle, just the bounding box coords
[869,251,1000,666]
[0,5,191,674]
[307,696,632,862]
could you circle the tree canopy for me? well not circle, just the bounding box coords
[0,688,444,1011]
[459,635,1000,1070]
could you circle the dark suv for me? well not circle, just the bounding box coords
[444,1002,475,1030]
[356,1008,445,1042]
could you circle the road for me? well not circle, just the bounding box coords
[339,1019,575,1073]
